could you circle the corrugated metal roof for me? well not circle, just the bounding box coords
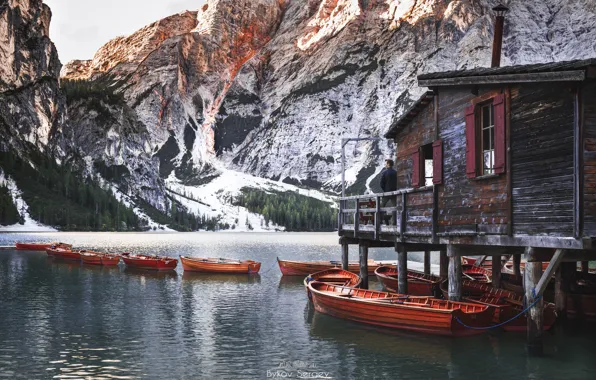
[418,58,596,80]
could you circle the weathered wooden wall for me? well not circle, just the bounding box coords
[437,87,509,233]
[584,80,596,236]
[510,84,575,236]
[394,99,435,189]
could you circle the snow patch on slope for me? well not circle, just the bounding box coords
[165,167,338,232]
[0,170,57,232]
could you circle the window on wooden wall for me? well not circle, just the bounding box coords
[466,94,505,178]
[412,141,443,187]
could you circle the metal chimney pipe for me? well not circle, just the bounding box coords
[491,4,509,68]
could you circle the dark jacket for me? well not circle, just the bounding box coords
[380,167,398,192]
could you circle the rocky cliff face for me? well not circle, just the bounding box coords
[61,0,596,203]
[0,0,64,151]
[4,0,596,225]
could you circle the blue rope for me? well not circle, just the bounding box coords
[454,294,543,330]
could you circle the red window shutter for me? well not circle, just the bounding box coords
[412,150,421,187]
[493,94,506,174]
[433,139,443,185]
[465,105,477,178]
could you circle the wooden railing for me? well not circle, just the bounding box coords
[338,185,438,241]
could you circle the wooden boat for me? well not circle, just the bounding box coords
[462,265,492,283]
[304,268,361,299]
[17,242,71,251]
[180,256,261,274]
[277,257,395,276]
[374,266,442,296]
[46,247,81,261]
[121,253,177,271]
[80,251,121,266]
[457,280,557,331]
[307,281,494,336]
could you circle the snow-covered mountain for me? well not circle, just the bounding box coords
[2,0,596,229]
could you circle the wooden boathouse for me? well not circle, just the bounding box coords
[338,58,596,353]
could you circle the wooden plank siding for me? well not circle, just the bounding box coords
[436,87,508,233]
[583,80,596,236]
[510,84,575,236]
[395,99,436,189]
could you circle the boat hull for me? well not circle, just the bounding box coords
[277,258,388,276]
[47,248,81,261]
[304,269,361,299]
[81,252,120,266]
[122,255,177,271]
[180,257,261,274]
[309,282,494,336]
[17,243,52,251]
[375,266,441,296]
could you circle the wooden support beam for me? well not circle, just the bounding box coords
[374,196,381,240]
[440,248,448,279]
[524,248,544,356]
[513,254,522,277]
[475,255,488,267]
[359,241,369,289]
[492,255,502,289]
[535,249,566,298]
[424,250,431,275]
[448,245,462,301]
[527,248,596,263]
[400,193,407,237]
[581,261,589,274]
[354,201,360,238]
[419,70,586,87]
[341,241,349,271]
[397,244,408,294]
[555,264,568,320]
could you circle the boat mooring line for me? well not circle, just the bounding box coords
[455,293,543,330]
[259,260,279,275]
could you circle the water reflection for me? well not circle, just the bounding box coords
[123,266,178,280]
[182,271,261,284]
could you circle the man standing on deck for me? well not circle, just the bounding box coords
[380,159,398,225]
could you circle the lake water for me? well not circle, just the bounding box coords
[0,232,595,379]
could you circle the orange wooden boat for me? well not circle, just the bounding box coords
[277,257,394,276]
[46,247,81,261]
[80,251,121,266]
[374,266,442,296]
[455,280,557,331]
[121,253,177,271]
[18,242,71,251]
[462,265,492,283]
[307,281,494,336]
[180,256,261,274]
[304,268,361,299]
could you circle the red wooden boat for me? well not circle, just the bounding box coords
[277,257,394,276]
[307,281,494,336]
[80,251,121,266]
[121,253,178,271]
[374,266,442,296]
[304,268,361,299]
[46,247,81,261]
[456,280,557,331]
[462,265,492,283]
[18,242,71,251]
[180,256,261,274]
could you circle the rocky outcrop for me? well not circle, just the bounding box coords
[0,0,64,149]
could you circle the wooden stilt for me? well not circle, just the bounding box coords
[397,244,408,294]
[341,240,349,271]
[447,245,462,301]
[555,264,568,321]
[359,241,369,289]
[440,248,448,279]
[525,248,544,356]
[424,250,431,275]
[492,255,502,288]
[513,254,522,277]
[581,261,589,274]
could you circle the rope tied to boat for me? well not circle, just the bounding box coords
[454,293,543,330]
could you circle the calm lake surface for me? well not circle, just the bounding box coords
[0,232,595,379]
